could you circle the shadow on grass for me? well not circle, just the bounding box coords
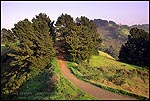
[12,68,57,100]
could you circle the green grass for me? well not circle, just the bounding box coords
[89,55,140,70]
[49,58,98,100]
[15,58,98,100]
[67,53,149,100]
[98,51,115,60]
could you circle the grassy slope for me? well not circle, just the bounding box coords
[98,51,115,60]
[13,58,97,100]
[48,58,98,100]
[67,52,149,100]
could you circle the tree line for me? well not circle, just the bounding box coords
[1,13,102,73]
[1,13,149,71]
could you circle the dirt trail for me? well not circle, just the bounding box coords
[56,48,136,100]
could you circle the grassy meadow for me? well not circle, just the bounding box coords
[67,51,149,100]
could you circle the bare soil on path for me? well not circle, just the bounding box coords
[56,47,136,100]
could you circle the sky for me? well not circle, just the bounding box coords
[1,1,149,29]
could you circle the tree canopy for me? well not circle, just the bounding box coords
[1,28,16,44]
[56,14,102,63]
[118,28,149,67]
[7,13,56,72]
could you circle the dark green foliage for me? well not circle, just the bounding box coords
[56,14,102,63]
[55,13,76,41]
[1,49,28,99]
[74,16,102,62]
[1,28,16,44]
[7,13,56,71]
[119,28,150,67]
[65,26,94,62]
[56,13,75,29]
[1,13,56,99]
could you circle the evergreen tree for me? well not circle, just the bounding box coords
[56,14,102,63]
[118,28,149,67]
[1,28,16,44]
[55,13,76,40]
[7,13,56,71]
[76,16,102,55]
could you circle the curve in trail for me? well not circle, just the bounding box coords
[56,50,136,100]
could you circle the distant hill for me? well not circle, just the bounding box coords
[130,24,149,32]
[93,19,149,59]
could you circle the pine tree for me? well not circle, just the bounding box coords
[7,13,56,71]
[118,28,149,67]
[55,13,76,40]
[56,14,102,63]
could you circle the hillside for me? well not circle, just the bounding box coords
[93,19,149,59]
[1,45,97,100]
[67,51,149,100]
[130,24,149,32]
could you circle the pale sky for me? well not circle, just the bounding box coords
[1,1,149,29]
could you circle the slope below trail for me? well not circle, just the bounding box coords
[56,47,136,100]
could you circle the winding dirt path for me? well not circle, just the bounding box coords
[56,48,136,100]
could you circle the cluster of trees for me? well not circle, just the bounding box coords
[1,12,103,73]
[55,14,102,63]
[1,13,56,98]
[119,28,150,67]
[2,13,102,67]
[1,13,149,69]
[1,13,102,98]
[6,13,56,72]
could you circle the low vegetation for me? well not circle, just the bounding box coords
[67,52,149,100]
